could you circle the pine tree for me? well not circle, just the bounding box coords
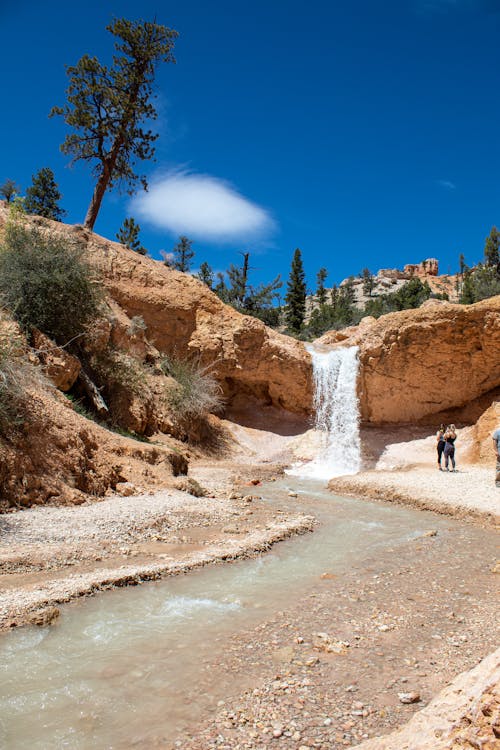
[196,261,214,289]
[330,284,339,308]
[316,267,328,306]
[171,235,194,272]
[484,226,500,272]
[285,248,307,333]
[25,167,66,220]
[214,272,229,302]
[459,253,466,276]
[116,217,146,254]
[225,252,250,307]
[50,18,178,230]
[361,267,375,297]
[0,179,20,203]
[460,268,476,304]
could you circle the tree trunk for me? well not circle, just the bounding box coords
[78,370,109,415]
[84,169,110,231]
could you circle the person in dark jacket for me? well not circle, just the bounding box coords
[436,424,446,470]
[443,424,457,472]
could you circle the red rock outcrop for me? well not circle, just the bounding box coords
[317,297,500,424]
[403,258,439,277]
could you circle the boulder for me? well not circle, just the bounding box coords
[31,329,81,392]
[463,401,500,465]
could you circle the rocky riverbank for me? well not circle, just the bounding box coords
[1,420,498,749]
[0,461,313,632]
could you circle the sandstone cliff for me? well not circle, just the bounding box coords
[84,229,311,414]
[0,205,311,416]
[0,315,187,509]
[317,297,500,424]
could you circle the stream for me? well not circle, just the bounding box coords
[0,477,488,749]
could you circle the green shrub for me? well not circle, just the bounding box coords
[0,328,36,434]
[459,265,500,304]
[0,219,102,345]
[161,356,224,421]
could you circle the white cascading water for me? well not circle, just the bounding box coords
[288,345,361,480]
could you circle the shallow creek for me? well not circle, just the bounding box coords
[0,478,494,748]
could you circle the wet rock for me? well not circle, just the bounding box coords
[27,606,60,627]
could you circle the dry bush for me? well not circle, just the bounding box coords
[0,326,44,435]
[161,356,224,421]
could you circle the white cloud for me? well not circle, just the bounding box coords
[131,169,276,243]
[437,179,456,190]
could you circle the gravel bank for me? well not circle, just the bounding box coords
[0,477,313,631]
[329,466,499,524]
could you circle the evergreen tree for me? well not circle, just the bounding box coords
[285,248,307,333]
[196,261,214,289]
[0,179,20,203]
[460,268,476,304]
[459,264,500,304]
[215,251,282,321]
[116,217,146,254]
[361,267,375,297]
[242,276,282,320]
[25,167,66,220]
[50,18,178,230]
[171,235,195,272]
[315,267,328,306]
[330,284,339,308]
[225,252,250,307]
[336,280,356,325]
[214,272,229,302]
[483,226,500,272]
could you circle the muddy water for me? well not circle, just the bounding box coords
[0,480,489,748]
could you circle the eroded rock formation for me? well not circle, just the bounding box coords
[0,328,187,509]
[317,297,500,423]
[76,222,312,414]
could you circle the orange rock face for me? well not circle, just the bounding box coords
[81,229,312,414]
[464,401,500,465]
[317,297,500,424]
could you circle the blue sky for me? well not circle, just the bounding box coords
[1,0,499,292]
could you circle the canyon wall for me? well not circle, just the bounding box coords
[74,223,312,414]
[317,297,500,424]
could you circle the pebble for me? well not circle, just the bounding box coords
[398,691,421,704]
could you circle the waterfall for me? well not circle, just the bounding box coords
[288,345,361,480]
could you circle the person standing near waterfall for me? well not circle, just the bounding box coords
[493,426,500,487]
[436,424,446,470]
[443,424,457,472]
